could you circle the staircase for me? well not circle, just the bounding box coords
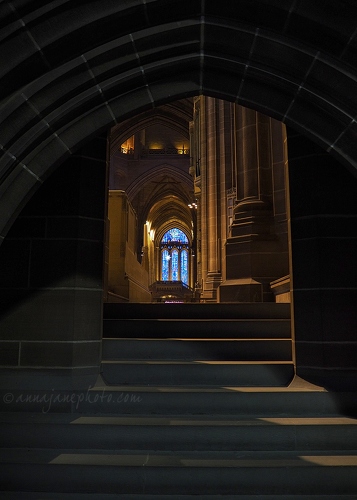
[101,303,294,387]
[0,302,356,498]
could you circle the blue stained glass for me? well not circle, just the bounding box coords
[160,228,190,283]
[171,250,179,280]
[161,250,169,280]
[162,228,188,243]
[181,249,188,284]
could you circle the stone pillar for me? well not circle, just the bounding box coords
[218,99,235,283]
[195,191,202,289]
[235,108,273,209]
[133,132,141,160]
[200,97,222,301]
[155,243,161,282]
[288,130,357,390]
[107,190,129,300]
[141,222,149,274]
[199,98,208,297]
[189,102,202,291]
[219,107,288,302]
[0,135,107,390]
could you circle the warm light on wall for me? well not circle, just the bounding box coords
[145,221,155,242]
[120,135,134,153]
[175,142,189,154]
[149,142,164,149]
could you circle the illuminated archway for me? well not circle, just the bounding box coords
[160,228,190,284]
[0,1,356,389]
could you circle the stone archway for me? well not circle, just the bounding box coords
[0,1,356,390]
[1,1,357,242]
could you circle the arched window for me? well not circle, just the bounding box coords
[161,249,170,281]
[181,249,188,284]
[171,249,179,280]
[160,228,190,284]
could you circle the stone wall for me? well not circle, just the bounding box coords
[0,137,107,390]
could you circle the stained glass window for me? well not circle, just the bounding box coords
[160,228,190,283]
[162,228,188,243]
[171,249,179,280]
[161,250,170,281]
[181,249,188,284]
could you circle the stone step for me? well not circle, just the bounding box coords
[76,384,357,417]
[100,360,294,386]
[1,413,356,452]
[103,302,291,320]
[102,338,292,361]
[2,379,356,416]
[3,495,357,500]
[103,318,291,338]
[102,302,293,387]
[1,449,357,495]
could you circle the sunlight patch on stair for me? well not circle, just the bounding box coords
[69,416,265,426]
[194,360,293,365]
[299,455,357,466]
[49,453,357,467]
[259,417,357,425]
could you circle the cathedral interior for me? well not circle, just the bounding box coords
[106,97,290,305]
[0,0,357,497]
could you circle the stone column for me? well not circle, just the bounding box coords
[189,101,202,291]
[155,243,161,282]
[219,107,288,302]
[202,97,222,302]
[107,191,129,300]
[218,99,235,283]
[195,191,202,289]
[235,108,272,210]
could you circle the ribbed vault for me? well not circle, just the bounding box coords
[147,197,193,248]
[1,0,357,241]
[126,164,192,203]
[110,100,193,156]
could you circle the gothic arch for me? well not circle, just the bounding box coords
[145,196,193,249]
[109,101,192,156]
[1,1,357,242]
[125,163,192,203]
[155,221,193,248]
[0,1,356,392]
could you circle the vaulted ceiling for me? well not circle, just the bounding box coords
[109,99,193,157]
[1,0,357,241]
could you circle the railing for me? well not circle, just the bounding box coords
[149,280,201,302]
[151,280,193,291]
[141,148,190,156]
[149,280,192,295]
[120,147,134,154]
[119,147,190,157]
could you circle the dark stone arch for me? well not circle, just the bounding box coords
[0,0,356,391]
[1,1,357,241]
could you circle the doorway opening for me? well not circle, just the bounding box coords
[105,97,290,305]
